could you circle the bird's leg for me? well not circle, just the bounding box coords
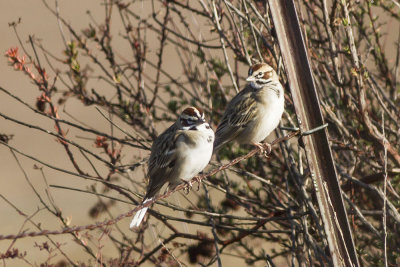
[181,179,192,195]
[252,142,264,151]
[191,174,202,191]
[252,142,272,157]
[262,142,272,156]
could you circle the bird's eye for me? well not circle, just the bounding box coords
[257,72,263,78]
[205,125,210,129]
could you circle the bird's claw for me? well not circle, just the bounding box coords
[192,176,202,191]
[253,142,272,158]
[262,143,272,157]
[182,180,192,195]
[182,176,202,194]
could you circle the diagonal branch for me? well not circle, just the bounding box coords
[0,131,298,241]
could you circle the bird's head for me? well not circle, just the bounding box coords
[179,107,207,130]
[246,63,278,89]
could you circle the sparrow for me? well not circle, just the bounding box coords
[130,107,215,229]
[213,63,284,153]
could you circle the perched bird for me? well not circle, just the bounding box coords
[130,107,215,229]
[213,63,284,153]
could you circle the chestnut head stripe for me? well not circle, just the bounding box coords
[180,107,205,127]
[262,71,273,80]
[248,63,264,76]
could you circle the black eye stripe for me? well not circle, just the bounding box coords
[248,63,275,80]
[186,117,197,122]
[180,119,192,127]
[180,117,200,127]
[181,107,205,121]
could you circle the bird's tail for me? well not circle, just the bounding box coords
[130,198,153,229]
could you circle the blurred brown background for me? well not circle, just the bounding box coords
[2,1,398,266]
[0,1,240,266]
[0,1,134,265]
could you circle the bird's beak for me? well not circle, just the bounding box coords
[246,76,256,82]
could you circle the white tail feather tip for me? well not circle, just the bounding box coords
[130,207,148,229]
[129,198,153,229]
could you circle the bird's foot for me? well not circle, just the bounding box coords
[182,179,192,195]
[252,142,272,158]
[191,176,202,191]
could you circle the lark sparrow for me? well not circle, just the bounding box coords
[213,63,284,152]
[130,107,215,229]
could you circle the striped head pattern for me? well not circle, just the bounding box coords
[246,63,277,89]
[179,107,206,130]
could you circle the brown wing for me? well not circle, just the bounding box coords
[214,86,258,151]
[146,124,181,198]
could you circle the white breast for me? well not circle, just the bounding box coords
[253,95,284,143]
[174,125,214,182]
[238,85,284,144]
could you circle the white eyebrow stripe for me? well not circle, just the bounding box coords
[181,107,206,122]
[181,115,197,121]
[194,108,200,118]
